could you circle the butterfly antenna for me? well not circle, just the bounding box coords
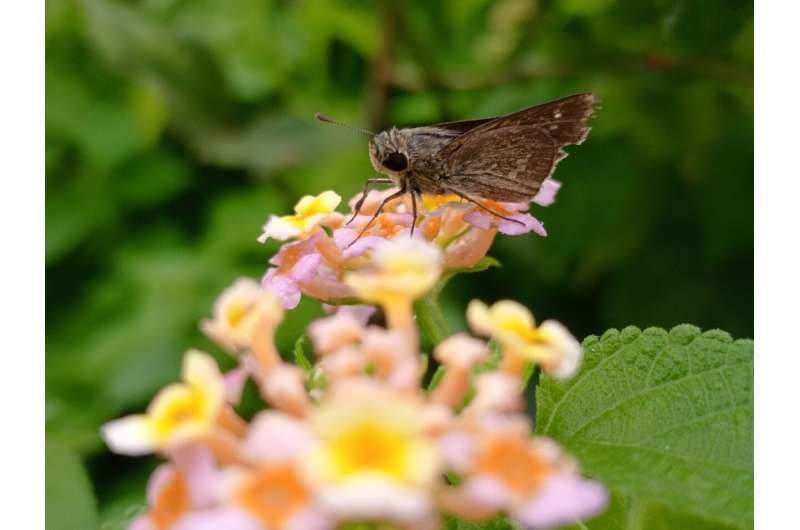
[315,113,375,137]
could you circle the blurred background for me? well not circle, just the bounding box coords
[45,0,753,528]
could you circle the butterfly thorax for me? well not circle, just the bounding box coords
[369,126,460,194]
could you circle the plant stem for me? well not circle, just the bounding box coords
[414,291,451,346]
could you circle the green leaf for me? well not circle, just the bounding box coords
[562,490,737,530]
[537,325,753,530]
[443,516,515,530]
[293,335,313,372]
[439,256,501,292]
[415,291,452,346]
[46,439,99,530]
[475,339,502,373]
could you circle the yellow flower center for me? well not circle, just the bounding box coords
[151,389,207,439]
[498,319,539,342]
[329,421,410,480]
[225,299,251,328]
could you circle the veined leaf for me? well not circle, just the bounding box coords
[537,325,753,529]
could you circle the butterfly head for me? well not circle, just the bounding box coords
[369,128,409,181]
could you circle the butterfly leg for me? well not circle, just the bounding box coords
[443,187,526,226]
[410,191,418,237]
[346,188,407,248]
[348,178,395,225]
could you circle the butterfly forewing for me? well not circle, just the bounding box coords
[440,93,596,202]
[425,117,494,134]
[442,126,559,202]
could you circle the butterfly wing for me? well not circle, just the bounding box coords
[425,117,494,134]
[441,93,597,202]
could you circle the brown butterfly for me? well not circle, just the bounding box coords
[317,92,597,241]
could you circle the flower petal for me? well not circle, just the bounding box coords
[172,508,262,530]
[464,474,512,511]
[465,300,493,336]
[101,415,155,456]
[513,473,608,529]
[172,444,221,509]
[497,213,546,236]
[242,411,317,462]
[535,320,583,380]
[295,190,341,216]
[128,515,157,530]
[258,215,303,243]
[289,253,322,283]
[317,476,433,523]
[223,368,247,405]
[182,350,225,413]
[262,271,302,309]
[532,178,561,207]
[333,228,386,258]
[463,210,493,230]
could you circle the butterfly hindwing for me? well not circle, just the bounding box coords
[440,93,597,201]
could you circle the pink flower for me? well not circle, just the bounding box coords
[261,234,323,309]
[513,473,608,529]
[532,178,562,207]
[464,209,547,236]
[241,411,317,463]
[172,508,263,530]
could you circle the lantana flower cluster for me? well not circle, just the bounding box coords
[102,183,607,530]
[257,181,560,309]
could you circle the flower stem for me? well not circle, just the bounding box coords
[414,290,451,346]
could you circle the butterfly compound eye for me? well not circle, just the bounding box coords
[382,152,408,172]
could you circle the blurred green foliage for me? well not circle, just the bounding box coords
[45,0,752,527]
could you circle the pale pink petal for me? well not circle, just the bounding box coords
[463,210,493,230]
[497,213,546,236]
[262,364,312,416]
[332,227,356,248]
[171,445,220,509]
[513,473,608,529]
[299,262,354,302]
[262,271,302,309]
[464,372,523,415]
[267,246,286,267]
[387,357,422,390]
[464,474,512,510]
[464,210,546,236]
[269,233,321,267]
[335,304,377,325]
[173,508,262,530]
[308,313,363,355]
[242,411,317,462]
[128,515,156,530]
[146,464,177,506]
[498,201,530,213]
[333,228,387,258]
[223,368,247,405]
[532,178,561,207]
[435,333,488,368]
[285,508,334,530]
[290,253,322,283]
[438,431,475,472]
